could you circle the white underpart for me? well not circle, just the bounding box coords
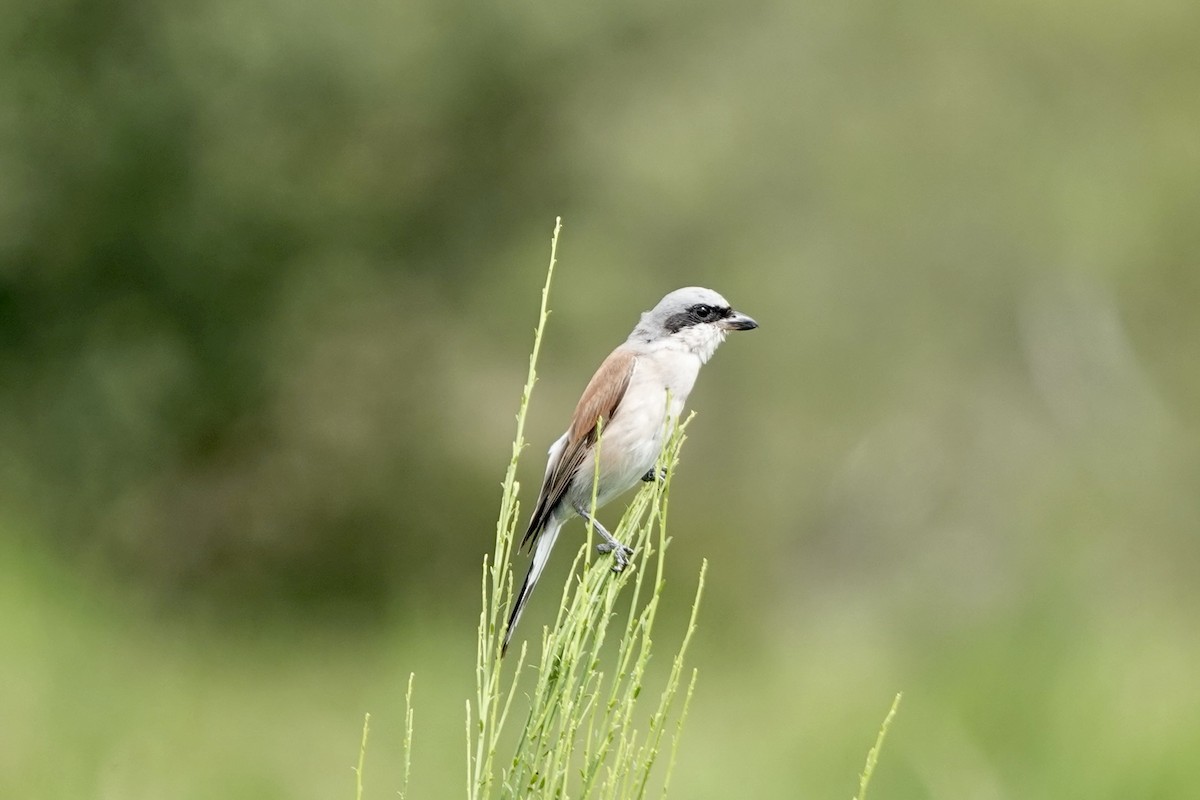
[567,324,724,512]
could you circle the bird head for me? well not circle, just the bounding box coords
[629,286,758,361]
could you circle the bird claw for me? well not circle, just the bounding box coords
[641,467,668,483]
[596,542,635,571]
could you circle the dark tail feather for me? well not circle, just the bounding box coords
[502,567,536,656]
[501,517,563,656]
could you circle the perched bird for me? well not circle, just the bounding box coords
[503,287,758,654]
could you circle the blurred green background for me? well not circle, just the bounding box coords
[3,0,1199,797]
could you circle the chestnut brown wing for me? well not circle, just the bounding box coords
[521,349,637,549]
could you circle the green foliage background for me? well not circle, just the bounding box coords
[2,0,1198,797]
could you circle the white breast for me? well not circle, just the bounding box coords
[570,348,702,509]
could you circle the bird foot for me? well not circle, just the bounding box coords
[596,541,635,572]
[641,467,668,483]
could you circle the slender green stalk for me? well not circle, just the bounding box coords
[354,712,370,800]
[853,692,903,800]
[660,667,698,799]
[400,673,415,800]
[470,217,562,800]
[633,560,706,798]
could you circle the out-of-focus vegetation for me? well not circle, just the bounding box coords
[2,0,1198,797]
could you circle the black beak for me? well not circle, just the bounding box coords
[720,311,758,331]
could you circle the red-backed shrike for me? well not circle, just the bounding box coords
[503,287,758,654]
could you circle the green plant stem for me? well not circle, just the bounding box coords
[853,692,903,800]
[354,712,369,800]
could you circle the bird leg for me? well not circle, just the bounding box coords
[576,507,633,572]
[641,466,668,483]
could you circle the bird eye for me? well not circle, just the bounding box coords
[694,305,713,319]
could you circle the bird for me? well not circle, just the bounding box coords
[502,286,758,655]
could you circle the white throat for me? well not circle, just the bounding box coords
[663,324,726,363]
